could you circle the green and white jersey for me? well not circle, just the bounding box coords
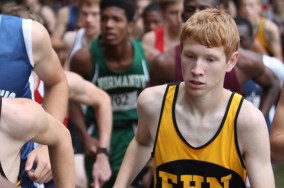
[86,39,149,127]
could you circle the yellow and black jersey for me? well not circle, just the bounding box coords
[151,83,246,188]
[255,17,273,55]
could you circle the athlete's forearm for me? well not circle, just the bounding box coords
[48,127,75,188]
[44,79,68,122]
[94,93,112,148]
[114,138,152,187]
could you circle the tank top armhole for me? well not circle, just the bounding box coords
[22,19,34,68]
[67,28,85,65]
[90,39,103,82]
[151,83,178,157]
[132,40,150,82]
[234,96,246,169]
[133,40,147,61]
[261,18,273,53]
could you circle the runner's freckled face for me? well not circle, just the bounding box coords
[100,7,133,45]
[181,39,235,96]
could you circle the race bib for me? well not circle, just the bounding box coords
[111,91,138,111]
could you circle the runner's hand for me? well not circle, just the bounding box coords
[25,145,53,184]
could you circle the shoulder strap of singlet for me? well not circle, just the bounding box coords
[90,38,104,82]
[256,17,266,43]
[260,17,266,32]
[132,40,150,81]
[132,39,146,59]
[151,82,180,157]
[233,92,245,168]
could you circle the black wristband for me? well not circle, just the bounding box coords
[97,147,112,156]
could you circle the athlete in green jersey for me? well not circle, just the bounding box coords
[85,38,149,187]
[69,0,159,187]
